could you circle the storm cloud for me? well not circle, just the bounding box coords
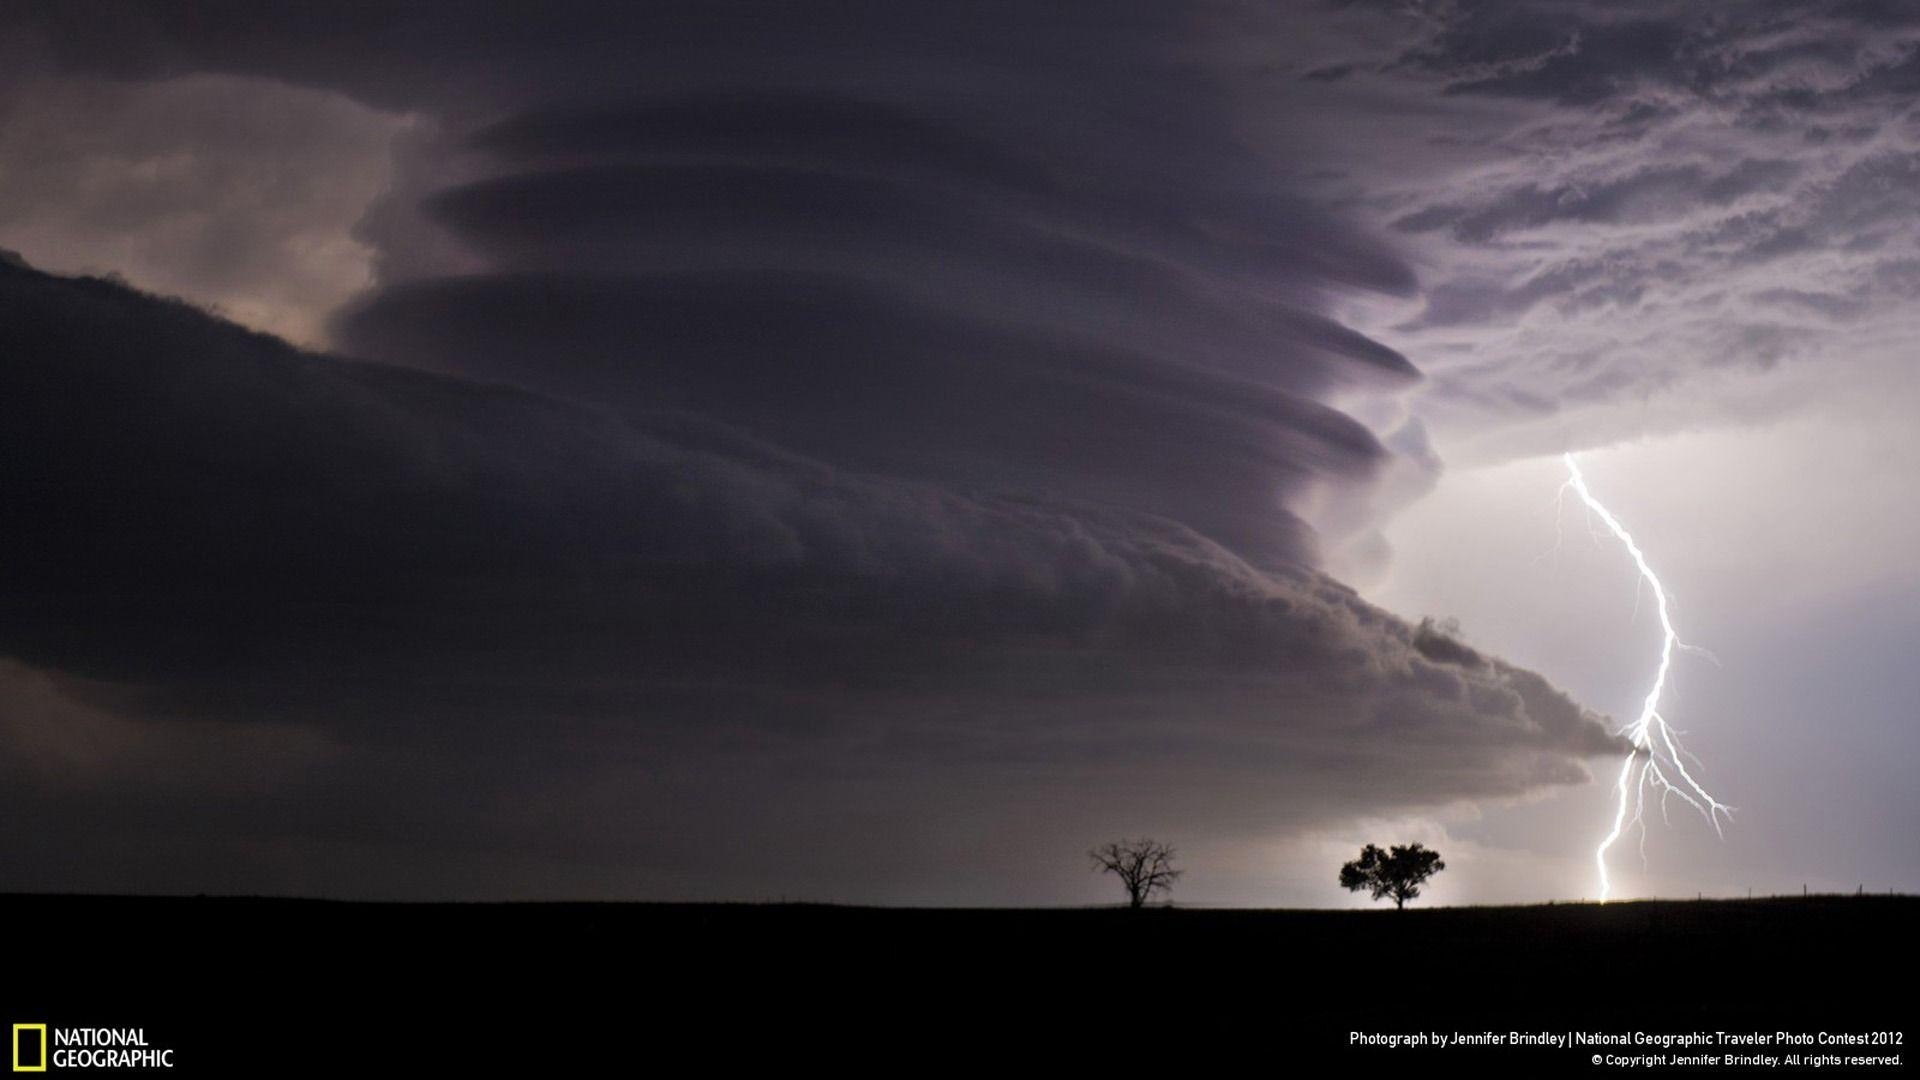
[1273,0,1920,463]
[0,2,1627,901]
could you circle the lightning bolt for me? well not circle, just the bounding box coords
[1560,453,1732,902]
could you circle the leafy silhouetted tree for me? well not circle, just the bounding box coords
[1090,838,1182,908]
[1339,843,1445,910]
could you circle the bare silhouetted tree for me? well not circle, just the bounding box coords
[1090,838,1182,908]
[1339,843,1445,910]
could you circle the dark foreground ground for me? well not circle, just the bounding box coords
[0,894,1909,1076]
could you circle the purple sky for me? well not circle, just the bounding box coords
[1,2,1914,905]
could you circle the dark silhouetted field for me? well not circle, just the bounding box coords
[1,894,1909,1075]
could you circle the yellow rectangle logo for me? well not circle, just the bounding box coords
[11,1024,47,1073]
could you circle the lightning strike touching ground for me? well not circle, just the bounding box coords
[1560,454,1732,902]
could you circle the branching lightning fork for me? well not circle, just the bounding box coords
[1560,453,1732,902]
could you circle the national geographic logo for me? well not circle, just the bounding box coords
[10,1026,44,1073]
[11,1025,175,1072]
